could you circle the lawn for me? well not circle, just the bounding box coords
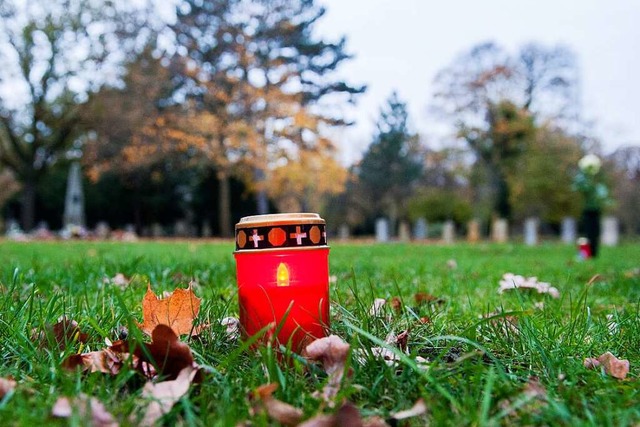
[1,240,639,426]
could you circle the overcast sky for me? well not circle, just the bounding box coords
[315,0,640,164]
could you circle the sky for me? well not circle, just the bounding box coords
[314,0,640,164]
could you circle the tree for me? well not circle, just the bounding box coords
[609,146,640,235]
[357,92,422,233]
[169,0,364,235]
[433,41,579,220]
[0,0,145,230]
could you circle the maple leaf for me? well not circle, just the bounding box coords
[415,292,446,306]
[0,377,16,399]
[249,383,303,427]
[138,366,198,427]
[134,324,196,381]
[51,394,118,427]
[584,351,629,379]
[139,284,201,336]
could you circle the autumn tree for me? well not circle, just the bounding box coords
[169,0,364,235]
[0,0,148,230]
[433,41,579,220]
[357,92,422,234]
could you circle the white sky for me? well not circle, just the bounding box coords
[315,0,640,164]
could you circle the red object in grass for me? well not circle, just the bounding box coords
[577,237,592,259]
[234,213,329,352]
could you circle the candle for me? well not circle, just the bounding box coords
[234,213,330,352]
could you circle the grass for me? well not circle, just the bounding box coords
[1,239,639,426]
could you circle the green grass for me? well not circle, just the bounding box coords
[1,240,639,426]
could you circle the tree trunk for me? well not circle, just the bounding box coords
[20,178,37,232]
[217,171,232,237]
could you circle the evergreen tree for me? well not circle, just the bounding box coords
[357,92,422,234]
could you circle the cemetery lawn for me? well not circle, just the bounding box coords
[1,240,640,426]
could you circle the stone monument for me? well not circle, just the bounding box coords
[63,162,85,228]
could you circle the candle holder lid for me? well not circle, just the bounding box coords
[235,213,327,251]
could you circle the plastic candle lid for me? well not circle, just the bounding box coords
[235,213,327,251]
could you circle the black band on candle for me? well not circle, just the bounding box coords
[235,223,327,251]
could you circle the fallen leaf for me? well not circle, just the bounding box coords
[139,284,201,336]
[390,398,427,420]
[220,316,240,340]
[0,377,16,399]
[34,317,89,350]
[139,366,198,427]
[389,297,402,312]
[62,340,132,375]
[305,335,351,404]
[369,298,386,317]
[51,394,118,427]
[249,383,303,426]
[498,273,560,298]
[414,292,445,305]
[298,402,390,427]
[134,324,195,380]
[446,259,458,270]
[104,273,130,288]
[585,351,630,380]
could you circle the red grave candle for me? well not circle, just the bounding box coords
[234,213,330,352]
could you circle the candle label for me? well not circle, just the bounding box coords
[236,223,327,251]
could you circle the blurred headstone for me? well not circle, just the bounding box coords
[63,162,85,228]
[151,223,164,238]
[561,217,576,244]
[413,218,427,240]
[95,222,110,240]
[398,221,410,242]
[375,218,389,242]
[442,220,455,244]
[6,219,27,241]
[33,221,54,240]
[492,218,508,243]
[601,216,619,246]
[467,219,480,243]
[202,221,212,238]
[174,220,188,237]
[338,224,350,241]
[122,224,138,242]
[524,217,539,246]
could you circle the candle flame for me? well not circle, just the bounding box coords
[277,262,289,287]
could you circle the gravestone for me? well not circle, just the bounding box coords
[6,219,26,241]
[413,218,427,240]
[338,224,350,241]
[467,219,480,243]
[202,221,212,238]
[442,220,455,244]
[151,223,164,238]
[375,218,389,242]
[63,162,85,228]
[398,221,410,242]
[561,217,576,244]
[524,217,539,246]
[601,216,619,246]
[492,218,508,243]
[174,220,189,237]
[95,222,110,240]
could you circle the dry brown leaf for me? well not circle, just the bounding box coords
[586,352,630,379]
[35,317,89,350]
[369,298,387,317]
[0,377,16,399]
[298,402,390,427]
[139,284,201,336]
[250,383,303,427]
[62,340,132,375]
[414,292,445,306]
[389,297,402,312]
[134,324,195,381]
[51,394,118,427]
[139,366,198,427]
[305,335,351,404]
